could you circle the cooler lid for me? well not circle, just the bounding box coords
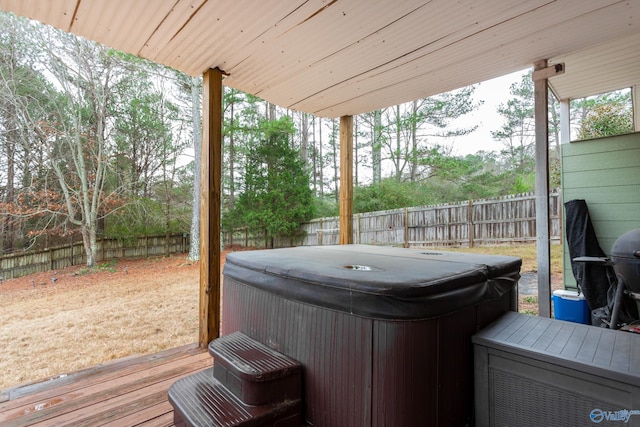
[223,245,521,320]
[552,289,586,301]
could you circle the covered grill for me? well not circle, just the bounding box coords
[565,198,640,329]
[608,229,640,328]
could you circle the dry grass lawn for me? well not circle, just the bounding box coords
[0,244,563,391]
[0,254,203,390]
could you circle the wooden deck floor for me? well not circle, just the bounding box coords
[0,343,210,427]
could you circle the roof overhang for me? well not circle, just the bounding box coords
[1,0,639,117]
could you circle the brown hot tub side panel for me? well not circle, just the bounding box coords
[222,278,374,426]
[370,300,515,426]
[222,279,516,427]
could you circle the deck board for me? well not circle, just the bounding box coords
[0,343,209,427]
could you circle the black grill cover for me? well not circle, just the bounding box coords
[564,199,612,311]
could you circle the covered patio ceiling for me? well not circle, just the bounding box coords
[1,0,639,118]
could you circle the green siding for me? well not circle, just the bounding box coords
[561,132,640,289]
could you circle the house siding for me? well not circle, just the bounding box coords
[561,132,640,288]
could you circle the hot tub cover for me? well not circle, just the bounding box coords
[223,244,521,320]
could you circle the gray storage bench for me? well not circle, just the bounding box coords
[473,312,640,427]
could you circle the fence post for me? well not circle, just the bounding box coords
[404,207,409,248]
[468,199,475,248]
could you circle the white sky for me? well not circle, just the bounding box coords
[446,69,531,156]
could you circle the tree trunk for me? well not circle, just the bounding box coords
[331,119,339,202]
[301,112,309,165]
[354,116,359,186]
[81,224,97,267]
[3,110,16,253]
[410,100,419,182]
[395,104,402,181]
[318,118,324,197]
[228,98,236,209]
[372,110,382,184]
[188,77,202,261]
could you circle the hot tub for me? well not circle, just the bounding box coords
[221,244,521,427]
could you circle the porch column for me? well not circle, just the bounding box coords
[560,99,571,144]
[339,115,354,244]
[199,68,223,348]
[533,60,552,317]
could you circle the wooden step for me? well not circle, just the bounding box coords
[208,332,301,406]
[168,368,301,427]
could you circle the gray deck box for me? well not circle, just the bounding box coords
[473,311,640,427]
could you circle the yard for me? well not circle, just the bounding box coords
[0,244,563,390]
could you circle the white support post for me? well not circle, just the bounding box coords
[534,60,552,318]
[560,99,571,144]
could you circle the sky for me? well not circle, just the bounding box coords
[446,69,530,156]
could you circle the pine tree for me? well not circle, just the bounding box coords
[225,117,314,247]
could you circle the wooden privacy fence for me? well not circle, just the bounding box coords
[302,191,561,247]
[225,191,561,249]
[0,233,189,280]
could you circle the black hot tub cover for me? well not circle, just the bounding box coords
[223,245,521,320]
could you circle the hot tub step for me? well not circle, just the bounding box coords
[209,331,302,405]
[169,368,301,427]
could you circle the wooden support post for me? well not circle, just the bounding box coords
[533,60,552,318]
[339,115,354,245]
[199,68,223,348]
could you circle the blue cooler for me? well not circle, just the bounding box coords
[552,289,590,324]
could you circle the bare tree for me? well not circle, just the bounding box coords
[37,30,125,266]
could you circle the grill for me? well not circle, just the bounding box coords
[609,229,640,329]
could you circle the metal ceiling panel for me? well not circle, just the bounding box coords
[550,32,640,100]
[146,0,312,76]
[70,0,185,55]
[138,0,208,60]
[0,0,76,30]
[1,0,639,117]
[260,0,556,113]
[289,0,637,116]
[224,0,423,91]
